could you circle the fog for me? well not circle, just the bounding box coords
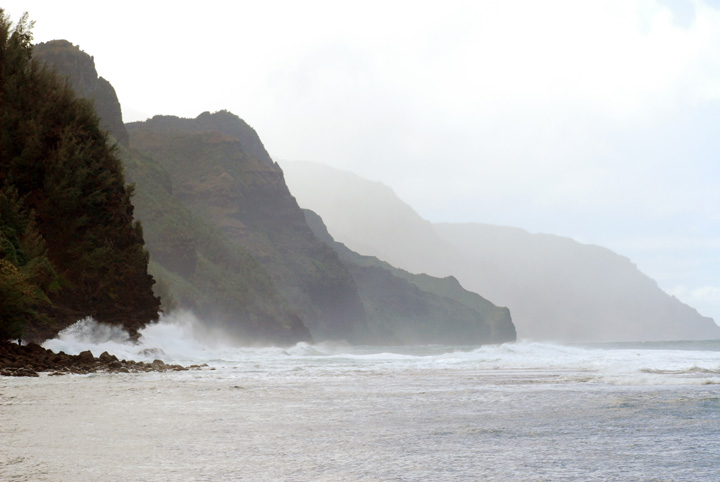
[4,0,720,325]
[283,161,720,342]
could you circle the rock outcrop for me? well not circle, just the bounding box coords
[0,341,200,377]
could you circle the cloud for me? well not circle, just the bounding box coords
[670,285,720,322]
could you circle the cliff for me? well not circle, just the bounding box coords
[126,112,370,342]
[283,161,720,343]
[30,32,517,346]
[33,40,129,147]
[33,38,311,344]
[304,210,515,344]
[434,223,720,342]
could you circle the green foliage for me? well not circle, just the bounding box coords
[0,259,40,339]
[0,185,55,339]
[0,10,159,340]
[121,144,307,342]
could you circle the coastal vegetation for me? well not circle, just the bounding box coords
[0,11,159,341]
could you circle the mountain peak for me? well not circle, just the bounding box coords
[33,39,129,146]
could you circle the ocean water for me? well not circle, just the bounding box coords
[1,314,719,481]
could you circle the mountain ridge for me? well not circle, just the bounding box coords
[282,160,720,343]
[30,35,517,346]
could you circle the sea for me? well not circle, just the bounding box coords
[1,313,719,482]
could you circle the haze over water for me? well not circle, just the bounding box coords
[2,315,719,481]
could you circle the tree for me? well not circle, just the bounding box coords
[0,10,160,341]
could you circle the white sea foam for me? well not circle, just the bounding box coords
[39,312,720,385]
[41,311,237,363]
[8,316,720,481]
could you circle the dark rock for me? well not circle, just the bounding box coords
[9,367,39,377]
[77,350,95,364]
[0,341,199,376]
[99,351,118,363]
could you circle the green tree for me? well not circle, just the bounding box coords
[0,10,160,341]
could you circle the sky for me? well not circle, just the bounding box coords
[3,0,720,326]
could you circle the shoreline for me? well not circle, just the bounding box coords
[0,340,203,377]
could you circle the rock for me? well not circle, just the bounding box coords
[77,350,95,364]
[0,341,199,376]
[99,351,118,363]
[11,367,39,377]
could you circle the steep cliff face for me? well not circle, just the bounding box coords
[30,35,517,346]
[434,223,720,342]
[33,40,129,147]
[121,146,312,344]
[1,22,159,342]
[283,161,720,343]
[304,210,516,344]
[127,113,370,342]
[34,39,312,345]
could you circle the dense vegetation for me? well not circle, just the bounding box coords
[0,12,160,341]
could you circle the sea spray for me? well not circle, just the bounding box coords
[39,313,720,385]
[41,311,238,363]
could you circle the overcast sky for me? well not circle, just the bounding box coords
[4,0,720,326]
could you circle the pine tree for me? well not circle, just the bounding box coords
[0,10,160,341]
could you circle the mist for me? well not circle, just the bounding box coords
[282,161,720,342]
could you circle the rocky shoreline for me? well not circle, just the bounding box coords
[0,341,204,377]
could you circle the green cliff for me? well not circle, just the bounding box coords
[126,112,370,342]
[33,40,129,147]
[121,145,311,343]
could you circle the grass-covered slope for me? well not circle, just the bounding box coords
[0,13,159,341]
[121,145,311,344]
[127,113,370,342]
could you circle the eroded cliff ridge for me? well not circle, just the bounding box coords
[33,34,516,346]
[33,40,129,147]
[283,161,720,343]
[304,210,516,344]
[127,112,370,342]
[34,40,311,344]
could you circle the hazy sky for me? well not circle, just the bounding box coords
[4,0,720,325]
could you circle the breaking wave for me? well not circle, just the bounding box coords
[39,311,720,385]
